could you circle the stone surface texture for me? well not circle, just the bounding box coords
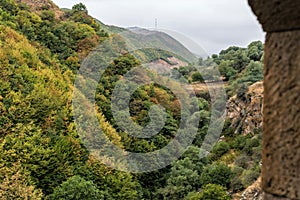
[248,0,300,32]
[262,31,300,200]
[263,193,298,200]
[248,1,300,200]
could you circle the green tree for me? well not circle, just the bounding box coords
[158,157,202,199]
[200,163,232,189]
[218,60,237,81]
[247,41,263,61]
[0,124,88,195]
[186,184,230,200]
[192,72,204,83]
[72,3,88,13]
[85,156,139,200]
[47,176,104,200]
[243,137,260,156]
[209,141,230,161]
[0,163,43,200]
[0,0,18,14]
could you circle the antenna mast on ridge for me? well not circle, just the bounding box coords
[155,18,158,30]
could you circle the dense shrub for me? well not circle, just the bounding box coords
[241,169,260,187]
[243,137,261,156]
[47,176,104,200]
[231,177,245,192]
[192,72,204,83]
[186,184,231,200]
[209,141,230,161]
[235,154,251,169]
[200,163,232,189]
[230,135,249,150]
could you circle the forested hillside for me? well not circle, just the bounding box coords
[0,0,264,199]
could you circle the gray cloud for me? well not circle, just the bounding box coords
[52,0,265,55]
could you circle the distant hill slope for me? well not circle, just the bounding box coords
[57,5,199,65]
[94,20,199,64]
[95,19,127,34]
[125,27,198,63]
[94,22,200,63]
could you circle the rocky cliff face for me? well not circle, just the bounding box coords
[227,81,263,135]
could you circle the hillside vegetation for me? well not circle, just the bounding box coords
[0,0,264,199]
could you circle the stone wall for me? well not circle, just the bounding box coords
[248,1,300,200]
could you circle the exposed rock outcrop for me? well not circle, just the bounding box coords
[227,81,263,135]
[146,56,188,74]
[240,177,262,200]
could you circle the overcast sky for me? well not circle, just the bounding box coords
[52,0,265,55]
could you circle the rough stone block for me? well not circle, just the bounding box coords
[248,0,300,32]
[263,30,300,200]
[264,192,295,200]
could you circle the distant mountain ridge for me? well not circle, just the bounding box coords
[125,27,198,63]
